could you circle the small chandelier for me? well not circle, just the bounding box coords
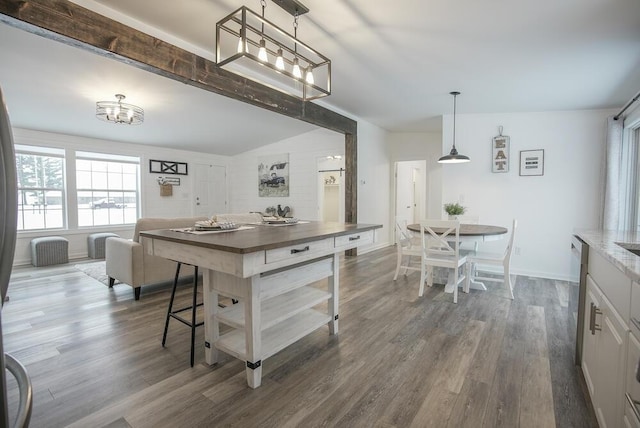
[216,0,331,101]
[438,91,470,164]
[96,94,144,125]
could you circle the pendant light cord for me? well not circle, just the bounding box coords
[293,12,298,53]
[452,93,457,150]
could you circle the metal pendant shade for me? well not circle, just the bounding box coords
[438,91,470,164]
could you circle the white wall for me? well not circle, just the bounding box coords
[356,121,391,250]
[388,132,443,219]
[440,109,613,280]
[12,128,230,265]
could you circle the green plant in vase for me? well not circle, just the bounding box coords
[444,202,466,218]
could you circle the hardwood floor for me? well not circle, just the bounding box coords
[3,247,597,427]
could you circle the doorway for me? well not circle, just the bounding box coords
[317,156,345,222]
[193,164,227,217]
[394,160,427,241]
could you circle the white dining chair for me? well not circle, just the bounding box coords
[419,219,468,304]
[454,215,479,252]
[393,218,422,280]
[464,219,518,299]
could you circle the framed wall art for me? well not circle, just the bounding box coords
[258,153,290,197]
[519,149,544,176]
[149,159,188,175]
[492,126,509,173]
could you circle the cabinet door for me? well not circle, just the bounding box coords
[597,291,628,428]
[582,275,602,400]
[625,333,640,428]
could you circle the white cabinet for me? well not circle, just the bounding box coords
[583,250,631,428]
[624,332,640,427]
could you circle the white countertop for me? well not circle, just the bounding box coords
[575,229,640,282]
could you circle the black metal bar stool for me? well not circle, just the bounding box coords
[162,262,203,367]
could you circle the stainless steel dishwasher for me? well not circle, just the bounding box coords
[571,234,589,366]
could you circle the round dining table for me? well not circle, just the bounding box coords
[406,223,508,290]
[406,223,508,242]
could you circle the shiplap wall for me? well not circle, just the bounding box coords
[228,128,345,220]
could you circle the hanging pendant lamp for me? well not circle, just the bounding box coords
[438,91,470,164]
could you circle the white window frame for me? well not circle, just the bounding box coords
[15,144,66,231]
[75,151,141,228]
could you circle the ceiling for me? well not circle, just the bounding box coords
[0,0,639,155]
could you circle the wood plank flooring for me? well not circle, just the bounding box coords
[2,247,597,427]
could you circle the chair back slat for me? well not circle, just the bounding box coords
[420,220,461,260]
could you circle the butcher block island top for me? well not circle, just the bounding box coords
[140,221,382,387]
[140,221,381,253]
[140,221,382,278]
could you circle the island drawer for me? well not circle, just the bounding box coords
[265,237,333,264]
[334,230,374,249]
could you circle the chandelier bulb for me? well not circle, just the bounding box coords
[258,39,268,62]
[305,67,315,85]
[275,49,285,70]
[292,58,302,79]
[237,31,248,53]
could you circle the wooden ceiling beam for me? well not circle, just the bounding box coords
[0,0,357,135]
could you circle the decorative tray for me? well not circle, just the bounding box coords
[194,221,238,231]
[263,218,299,225]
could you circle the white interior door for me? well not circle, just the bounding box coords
[395,162,415,227]
[194,164,227,217]
[395,160,427,242]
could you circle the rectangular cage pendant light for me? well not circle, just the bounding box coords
[216,4,331,101]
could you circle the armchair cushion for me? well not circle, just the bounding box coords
[106,216,207,300]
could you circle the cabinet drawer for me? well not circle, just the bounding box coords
[589,250,631,321]
[335,230,374,249]
[265,237,333,264]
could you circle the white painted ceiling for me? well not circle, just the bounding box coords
[0,0,639,155]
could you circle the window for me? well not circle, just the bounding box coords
[16,145,65,230]
[76,151,140,226]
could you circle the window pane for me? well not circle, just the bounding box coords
[76,159,92,172]
[16,154,39,187]
[91,171,108,189]
[76,171,91,187]
[122,173,137,190]
[108,172,123,190]
[92,161,108,172]
[122,164,137,174]
[43,158,64,188]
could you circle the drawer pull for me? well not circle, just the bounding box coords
[349,236,361,241]
[290,246,310,254]
[589,302,602,335]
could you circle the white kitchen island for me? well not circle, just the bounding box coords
[140,221,381,388]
